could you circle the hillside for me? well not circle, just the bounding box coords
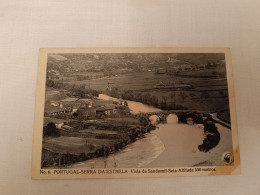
[46,53,226,73]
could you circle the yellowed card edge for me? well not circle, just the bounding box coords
[31,48,240,179]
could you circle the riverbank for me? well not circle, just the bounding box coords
[81,95,232,168]
[41,118,156,168]
[70,132,165,169]
[70,113,232,169]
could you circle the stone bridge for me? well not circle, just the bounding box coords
[137,110,206,123]
[136,110,231,129]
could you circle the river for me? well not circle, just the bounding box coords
[71,94,233,168]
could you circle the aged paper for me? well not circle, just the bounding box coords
[31,48,240,179]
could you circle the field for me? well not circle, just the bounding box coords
[43,136,119,155]
[60,70,229,112]
[41,115,150,168]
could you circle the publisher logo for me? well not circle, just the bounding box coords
[222,152,234,165]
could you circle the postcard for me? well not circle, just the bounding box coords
[31,48,240,179]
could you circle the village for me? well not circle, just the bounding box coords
[41,86,155,168]
[44,96,127,122]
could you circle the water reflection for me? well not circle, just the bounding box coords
[166,114,178,124]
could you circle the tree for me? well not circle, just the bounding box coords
[77,84,87,98]
[76,107,92,120]
[160,96,168,109]
[179,92,187,101]
[151,96,159,107]
[46,79,55,87]
[170,92,175,109]
[162,96,168,103]
[143,93,152,104]
[110,87,119,98]
[43,122,60,137]
[139,116,149,127]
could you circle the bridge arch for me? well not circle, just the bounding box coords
[141,111,178,124]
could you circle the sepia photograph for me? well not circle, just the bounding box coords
[3,0,260,193]
[32,48,240,179]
